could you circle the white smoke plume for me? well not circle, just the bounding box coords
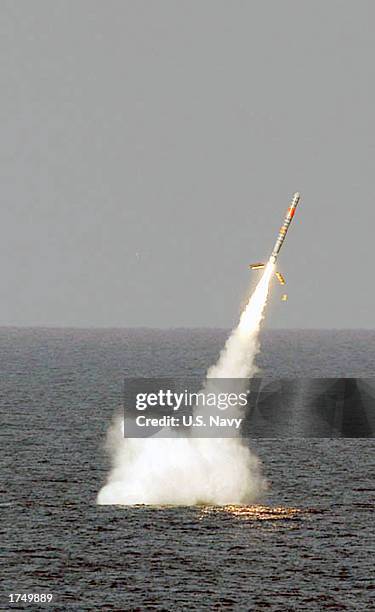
[97,261,275,505]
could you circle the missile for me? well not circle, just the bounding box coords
[269,192,300,264]
[249,192,301,296]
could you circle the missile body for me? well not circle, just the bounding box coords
[249,192,301,298]
[270,192,300,264]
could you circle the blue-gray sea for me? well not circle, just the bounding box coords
[1,328,374,611]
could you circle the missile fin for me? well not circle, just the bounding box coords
[249,263,265,270]
[275,272,286,285]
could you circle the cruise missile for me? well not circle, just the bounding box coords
[249,192,301,296]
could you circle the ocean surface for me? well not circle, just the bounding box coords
[1,328,374,610]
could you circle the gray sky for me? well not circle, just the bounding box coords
[1,0,374,328]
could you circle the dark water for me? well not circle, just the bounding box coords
[1,328,374,610]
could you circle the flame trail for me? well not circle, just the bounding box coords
[97,261,275,505]
[207,261,275,380]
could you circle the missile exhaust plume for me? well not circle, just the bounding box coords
[97,261,275,505]
[207,261,275,379]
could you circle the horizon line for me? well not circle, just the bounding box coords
[0,325,374,332]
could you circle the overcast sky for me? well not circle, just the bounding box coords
[0,1,374,328]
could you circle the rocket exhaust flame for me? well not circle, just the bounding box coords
[97,264,273,505]
[206,261,275,380]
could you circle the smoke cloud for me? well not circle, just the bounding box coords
[97,262,275,505]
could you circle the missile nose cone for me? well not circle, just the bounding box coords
[292,192,300,204]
